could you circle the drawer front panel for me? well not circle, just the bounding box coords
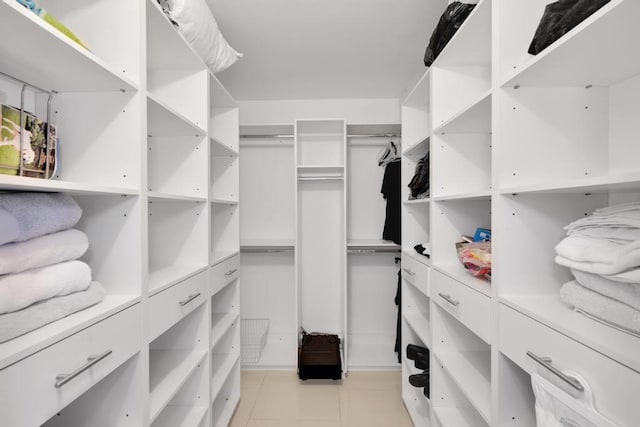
[500,303,640,427]
[0,304,141,427]
[149,270,207,341]
[432,270,491,343]
[210,255,240,296]
[402,254,430,297]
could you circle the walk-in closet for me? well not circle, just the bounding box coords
[1,0,639,426]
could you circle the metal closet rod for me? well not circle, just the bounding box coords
[241,133,400,139]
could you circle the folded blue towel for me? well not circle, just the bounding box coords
[0,207,19,245]
[0,282,105,343]
[0,192,82,243]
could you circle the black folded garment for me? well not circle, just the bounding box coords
[414,244,431,258]
[528,0,610,55]
[424,1,476,66]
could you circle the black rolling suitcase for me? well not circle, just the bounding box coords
[298,331,342,380]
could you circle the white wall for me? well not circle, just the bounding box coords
[238,98,401,125]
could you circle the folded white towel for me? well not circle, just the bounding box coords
[555,236,640,275]
[0,282,105,343]
[592,202,640,216]
[0,192,82,243]
[0,229,89,275]
[566,213,640,234]
[602,267,640,283]
[570,226,640,243]
[560,280,640,335]
[572,269,640,311]
[0,207,19,245]
[0,260,92,314]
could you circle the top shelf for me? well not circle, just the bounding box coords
[431,0,491,68]
[0,0,138,92]
[501,0,640,88]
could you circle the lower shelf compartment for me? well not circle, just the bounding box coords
[152,405,208,427]
[434,406,488,427]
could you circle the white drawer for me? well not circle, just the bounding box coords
[149,270,207,341]
[210,254,240,296]
[432,270,491,344]
[401,254,430,297]
[500,304,639,427]
[0,304,141,427]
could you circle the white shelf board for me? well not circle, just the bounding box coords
[404,198,430,205]
[0,0,138,92]
[210,198,239,205]
[403,69,431,107]
[210,72,237,109]
[215,391,241,427]
[500,172,640,195]
[211,313,239,350]
[347,123,401,136]
[240,239,295,250]
[152,405,208,427]
[404,313,432,349]
[500,296,640,374]
[501,0,640,87]
[147,94,207,137]
[146,0,204,73]
[402,250,432,268]
[148,192,207,203]
[0,295,140,369]
[433,191,491,202]
[431,0,491,68]
[347,239,400,249]
[211,137,239,157]
[432,90,491,135]
[297,165,345,172]
[149,265,209,297]
[0,175,139,196]
[434,407,488,427]
[149,349,207,423]
[402,135,430,156]
[433,264,491,298]
[211,353,239,403]
[210,250,239,267]
[240,123,294,137]
[435,350,491,424]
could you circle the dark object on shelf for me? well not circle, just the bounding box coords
[408,152,430,199]
[409,370,430,388]
[424,384,430,399]
[298,330,342,380]
[414,243,431,258]
[528,0,610,55]
[406,343,428,361]
[424,1,477,66]
[414,351,430,370]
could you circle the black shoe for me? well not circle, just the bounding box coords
[414,351,430,370]
[409,371,429,388]
[423,385,430,399]
[406,344,427,361]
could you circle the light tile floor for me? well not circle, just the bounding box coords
[229,371,414,427]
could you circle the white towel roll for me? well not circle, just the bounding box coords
[0,260,92,314]
[0,229,89,275]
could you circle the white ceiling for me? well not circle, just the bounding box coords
[209,0,447,101]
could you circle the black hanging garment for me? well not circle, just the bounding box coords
[381,160,401,245]
[424,1,477,66]
[528,0,610,55]
[394,268,402,363]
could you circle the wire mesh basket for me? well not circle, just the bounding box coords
[240,318,269,365]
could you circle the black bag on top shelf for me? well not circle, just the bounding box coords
[528,0,610,55]
[424,1,477,67]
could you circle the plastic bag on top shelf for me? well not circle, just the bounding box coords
[423,1,477,67]
[528,0,611,55]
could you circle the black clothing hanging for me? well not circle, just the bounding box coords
[381,160,401,245]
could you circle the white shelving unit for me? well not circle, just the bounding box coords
[0,0,240,425]
[400,1,640,426]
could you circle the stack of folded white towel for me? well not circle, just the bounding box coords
[555,202,640,336]
[0,192,105,343]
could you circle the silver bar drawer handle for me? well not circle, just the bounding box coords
[178,293,201,306]
[438,293,460,307]
[55,350,113,388]
[402,268,415,276]
[224,268,238,276]
[526,351,584,392]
